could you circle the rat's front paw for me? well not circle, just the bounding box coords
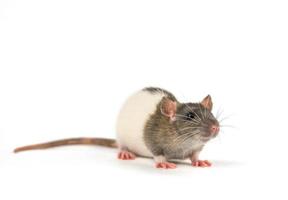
[191,160,212,167]
[155,162,177,169]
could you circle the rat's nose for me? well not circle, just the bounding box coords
[210,125,220,134]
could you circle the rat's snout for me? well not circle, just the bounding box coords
[210,124,220,135]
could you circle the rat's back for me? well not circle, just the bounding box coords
[116,88,167,157]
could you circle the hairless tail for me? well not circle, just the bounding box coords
[14,137,118,153]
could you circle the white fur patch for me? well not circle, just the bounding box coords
[154,155,166,163]
[116,90,165,157]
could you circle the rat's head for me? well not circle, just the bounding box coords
[161,95,220,141]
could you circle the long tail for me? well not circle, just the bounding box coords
[14,137,118,153]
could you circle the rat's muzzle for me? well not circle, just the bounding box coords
[210,124,220,135]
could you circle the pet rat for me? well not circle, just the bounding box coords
[14,87,220,169]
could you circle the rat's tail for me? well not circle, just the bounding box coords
[14,137,117,153]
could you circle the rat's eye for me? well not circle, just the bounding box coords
[185,112,195,120]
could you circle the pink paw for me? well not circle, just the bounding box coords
[192,160,212,167]
[117,151,136,160]
[155,162,177,169]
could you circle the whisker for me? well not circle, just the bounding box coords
[175,113,199,120]
[176,119,199,126]
[165,130,201,151]
[216,107,221,119]
[176,114,201,122]
[220,125,237,129]
[180,131,201,143]
[169,130,200,146]
[198,103,204,119]
[216,107,224,119]
[175,114,201,124]
[176,130,201,141]
[204,106,208,119]
[178,126,202,132]
[176,119,200,126]
[219,114,234,123]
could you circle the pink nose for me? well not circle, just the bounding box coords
[210,125,220,134]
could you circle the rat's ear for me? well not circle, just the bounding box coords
[201,95,213,111]
[161,98,177,122]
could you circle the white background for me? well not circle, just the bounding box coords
[0,0,287,199]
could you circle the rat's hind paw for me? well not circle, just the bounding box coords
[117,150,136,160]
[155,162,177,169]
[191,160,212,167]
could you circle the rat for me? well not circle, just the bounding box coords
[14,87,220,169]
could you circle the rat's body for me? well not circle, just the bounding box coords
[14,87,220,169]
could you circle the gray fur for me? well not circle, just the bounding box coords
[143,87,219,160]
[143,87,177,102]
